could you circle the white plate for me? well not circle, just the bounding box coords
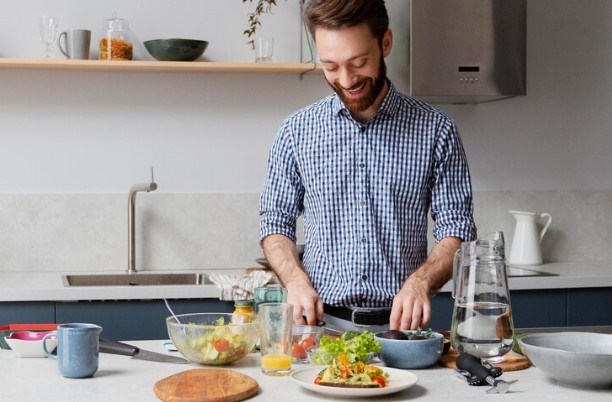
[290,366,418,397]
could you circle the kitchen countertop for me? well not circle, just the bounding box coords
[0,261,611,302]
[2,338,611,402]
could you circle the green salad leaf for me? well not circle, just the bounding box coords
[310,331,381,365]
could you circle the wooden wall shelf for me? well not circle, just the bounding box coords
[0,58,322,74]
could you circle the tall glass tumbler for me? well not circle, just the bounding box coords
[258,303,293,376]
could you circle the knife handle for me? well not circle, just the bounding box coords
[456,353,492,380]
[99,337,139,356]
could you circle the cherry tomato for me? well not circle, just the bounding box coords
[291,343,306,359]
[231,347,246,358]
[214,338,230,353]
[299,337,316,350]
[314,376,322,385]
[372,376,386,388]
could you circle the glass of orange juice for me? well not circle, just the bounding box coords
[258,303,293,376]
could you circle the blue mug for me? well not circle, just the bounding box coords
[43,323,102,378]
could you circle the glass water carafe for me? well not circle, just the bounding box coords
[451,232,515,361]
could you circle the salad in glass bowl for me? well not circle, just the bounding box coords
[166,313,259,365]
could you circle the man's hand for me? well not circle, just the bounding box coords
[389,274,432,330]
[285,280,324,326]
[389,237,461,330]
[261,234,323,325]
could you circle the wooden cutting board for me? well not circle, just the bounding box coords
[154,368,259,402]
[438,348,530,372]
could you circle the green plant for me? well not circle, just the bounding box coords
[242,0,305,48]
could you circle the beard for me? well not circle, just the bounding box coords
[327,55,388,114]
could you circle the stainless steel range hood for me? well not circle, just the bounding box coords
[409,0,526,104]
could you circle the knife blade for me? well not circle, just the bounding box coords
[316,320,344,336]
[99,337,188,364]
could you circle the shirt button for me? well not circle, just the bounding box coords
[361,238,367,244]
[362,275,368,281]
[359,163,365,168]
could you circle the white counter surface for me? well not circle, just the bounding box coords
[0,261,611,302]
[1,339,610,402]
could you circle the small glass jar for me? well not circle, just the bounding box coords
[99,12,133,61]
[232,300,255,324]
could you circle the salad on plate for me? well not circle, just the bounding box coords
[308,331,381,365]
[314,353,389,388]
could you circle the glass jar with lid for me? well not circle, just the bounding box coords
[99,12,133,61]
[232,300,255,324]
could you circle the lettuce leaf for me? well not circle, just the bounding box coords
[311,331,381,365]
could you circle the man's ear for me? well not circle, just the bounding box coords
[382,29,393,57]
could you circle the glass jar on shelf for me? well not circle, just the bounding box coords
[99,12,133,61]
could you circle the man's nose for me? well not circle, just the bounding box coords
[337,68,358,89]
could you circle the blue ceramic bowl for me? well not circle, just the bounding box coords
[375,330,444,369]
[143,39,209,62]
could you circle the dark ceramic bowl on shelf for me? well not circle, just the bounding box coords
[143,39,208,61]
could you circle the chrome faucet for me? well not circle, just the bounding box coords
[127,168,158,274]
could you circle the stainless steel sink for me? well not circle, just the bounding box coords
[63,273,203,287]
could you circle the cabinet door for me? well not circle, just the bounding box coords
[432,289,568,330]
[510,289,567,328]
[0,301,55,324]
[430,294,454,330]
[567,288,612,326]
[56,299,233,340]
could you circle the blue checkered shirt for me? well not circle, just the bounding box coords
[259,84,476,308]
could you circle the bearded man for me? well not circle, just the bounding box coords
[259,0,476,332]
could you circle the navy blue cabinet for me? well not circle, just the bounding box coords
[567,288,612,326]
[431,289,567,330]
[2,287,610,340]
[56,299,234,340]
[431,287,611,330]
[509,289,567,328]
[0,301,55,324]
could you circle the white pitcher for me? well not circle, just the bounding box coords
[508,210,552,266]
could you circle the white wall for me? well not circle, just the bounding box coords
[446,0,612,191]
[0,0,319,194]
[2,0,611,193]
[1,0,611,271]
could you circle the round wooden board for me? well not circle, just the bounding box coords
[438,349,530,372]
[154,368,259,402]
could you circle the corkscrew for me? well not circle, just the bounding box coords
[455,353,518,394]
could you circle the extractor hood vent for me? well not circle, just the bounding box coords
[409,0,526,104]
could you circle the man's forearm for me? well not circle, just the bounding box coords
[261,234,312,288]
[407,237,461,296]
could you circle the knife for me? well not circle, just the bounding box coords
[99,337,188,364]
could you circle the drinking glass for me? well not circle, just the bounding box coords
[253,285,287,314]
[39,16,60,58]
[255,37,274,63]
[258,303,293,376]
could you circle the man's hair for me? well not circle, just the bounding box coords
[303,0,390,44]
